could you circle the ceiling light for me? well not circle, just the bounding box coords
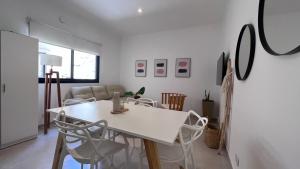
[137,8,143,14]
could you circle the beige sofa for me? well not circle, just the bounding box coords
[64,85,126,101]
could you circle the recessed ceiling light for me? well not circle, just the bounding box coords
[137,8,143,14]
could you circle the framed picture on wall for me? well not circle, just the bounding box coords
[154,59,167,77]
[135,60,147,77]
[175,58,191,78]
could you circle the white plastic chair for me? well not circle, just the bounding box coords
[126,97,137,103]
[138,98,158,107]
[126,97,158,107]
[138,110,208,169]
[63,97,96,127]
[158,110,208,169]
[54,111,130,169]
[63,98,116,141]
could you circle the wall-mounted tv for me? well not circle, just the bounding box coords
[216,52,228,86]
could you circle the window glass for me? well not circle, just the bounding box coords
[39,42,71,78]
[73,51,97,80]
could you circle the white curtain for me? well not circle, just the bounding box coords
[29,20,102,55]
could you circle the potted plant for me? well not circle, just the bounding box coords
[202,90,214,120]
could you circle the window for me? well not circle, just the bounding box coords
[38,42,100,83]
[39,42,71,79]
[73,51,97,80]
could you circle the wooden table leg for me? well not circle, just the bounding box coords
[143,139,161,169]
[52,133,64,169]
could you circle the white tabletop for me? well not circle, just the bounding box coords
[47,100,189,145]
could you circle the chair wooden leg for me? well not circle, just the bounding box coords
[143,139,161,169]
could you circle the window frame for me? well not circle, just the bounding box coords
[38,43,100,83]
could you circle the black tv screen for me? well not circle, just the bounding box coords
[216,52,227,85]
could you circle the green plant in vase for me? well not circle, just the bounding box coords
[202,90,214,120]
[134,87,145,99]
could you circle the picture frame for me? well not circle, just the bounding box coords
[175,58,191,78]
[154,59,167,77]
[135,60,147,77]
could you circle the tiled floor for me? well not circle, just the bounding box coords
[0,127,232,169]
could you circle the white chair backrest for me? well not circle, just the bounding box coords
[126,97,137,103]
[138,98,158,107]
[63,97,96,106]
[54,110,108,159]
[127,97,157,107]
[179,110,208,156]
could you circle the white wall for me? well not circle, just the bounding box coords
[222,0,300,169]
[120,25,222,116]
[0,0,121,124]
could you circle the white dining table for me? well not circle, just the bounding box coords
[48,100,189,169]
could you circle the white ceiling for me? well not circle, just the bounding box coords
[53,0,227,36]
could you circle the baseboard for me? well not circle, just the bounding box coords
[0,135,37,150]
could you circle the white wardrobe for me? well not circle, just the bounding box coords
[0,31,38,149]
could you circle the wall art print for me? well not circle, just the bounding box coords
[135,60,147,77]
[154,59,167,77]
[175,58,191,78]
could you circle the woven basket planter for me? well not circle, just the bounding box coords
[205,124,220,149]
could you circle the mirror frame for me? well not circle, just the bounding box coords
[235,24,256,81]
[258,0,300,56]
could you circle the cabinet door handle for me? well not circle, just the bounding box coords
[2,84,5,93]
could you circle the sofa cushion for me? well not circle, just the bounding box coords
[91,86,110,100]
[71,86,94,99]
[106,85,125,98]
[63,90,73,101]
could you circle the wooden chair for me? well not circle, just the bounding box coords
[161,93,187,111]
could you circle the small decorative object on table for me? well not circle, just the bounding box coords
[111,92,128,114]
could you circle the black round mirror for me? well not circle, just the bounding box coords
[258,0,300,55]
[235,24,256,81]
